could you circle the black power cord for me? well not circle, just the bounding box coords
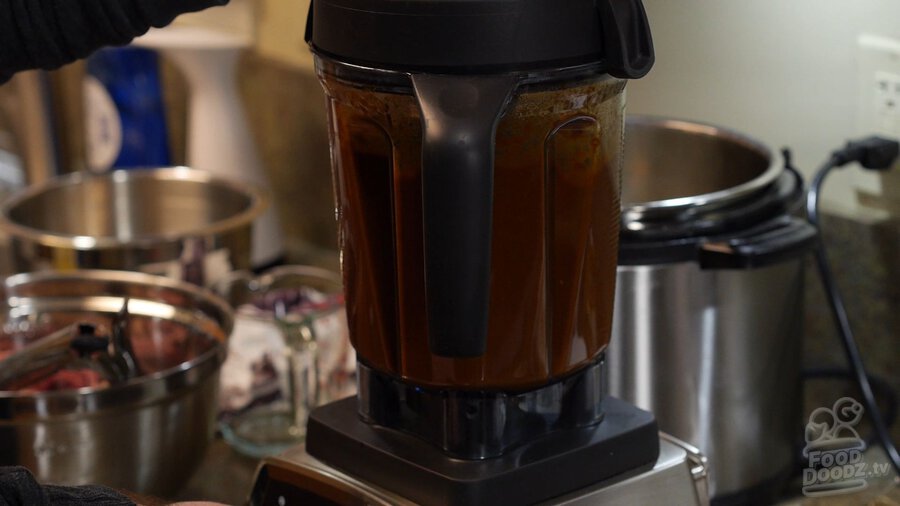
[806,136,900,475]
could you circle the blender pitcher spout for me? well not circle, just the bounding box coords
[411,74,518,358]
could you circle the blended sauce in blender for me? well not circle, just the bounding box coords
[323,72,625,390]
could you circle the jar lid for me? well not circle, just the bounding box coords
[305,0,654,78]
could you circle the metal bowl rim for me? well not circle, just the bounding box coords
[0,270,234,409]
[0,167,268,249]
[623,115,782,219]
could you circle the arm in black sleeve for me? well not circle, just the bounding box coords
[0,466,135,506]
[0,0,228,82]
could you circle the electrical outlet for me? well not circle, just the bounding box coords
[872,71,900,133]
[858,34,900,136]
[855,34,900,200]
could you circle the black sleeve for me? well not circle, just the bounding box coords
[0,0,228,82]
[0,466,135,506]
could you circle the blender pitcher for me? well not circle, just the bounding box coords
[308,0,654,457]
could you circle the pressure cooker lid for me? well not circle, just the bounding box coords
[618,169,817,267]
[622,168,803,242]
[305,0,654,78]
[621,167,801,238]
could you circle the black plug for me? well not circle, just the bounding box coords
[832,136,900,170]
[70,323,109,357]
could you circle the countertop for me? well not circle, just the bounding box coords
[171,438,260,505]
[171,437,899,506]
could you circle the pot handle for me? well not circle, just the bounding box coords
[698,216,819,270]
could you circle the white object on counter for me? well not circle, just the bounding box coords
[135,26,285,267]
[219,305,356,415]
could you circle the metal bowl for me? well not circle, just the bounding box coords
[0,167,267,285]
[0,270,233,496]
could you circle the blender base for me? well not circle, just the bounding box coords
[304,396,660,506]
[357,355,611,459]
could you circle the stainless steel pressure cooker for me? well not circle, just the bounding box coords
[607,116,818,505]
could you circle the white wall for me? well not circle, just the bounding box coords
[626,0,900,218]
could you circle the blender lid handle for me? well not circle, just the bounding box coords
[412,74,517,358]
[304,2,313,44]
[597,0,655,79]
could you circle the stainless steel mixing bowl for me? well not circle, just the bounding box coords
[0,167,267,285]
[0,270,233,496]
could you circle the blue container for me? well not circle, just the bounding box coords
[84,47,171,171]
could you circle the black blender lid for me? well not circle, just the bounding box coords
[305,0,654,77]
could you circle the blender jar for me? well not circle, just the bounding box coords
[306,0,655,459]
[318,62,627,390]
[307,0,653,391]
[307,0,655,458]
